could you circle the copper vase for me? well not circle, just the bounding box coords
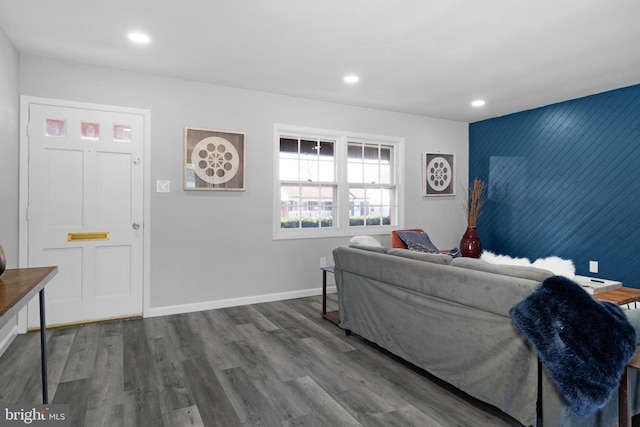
[460,226,482,258]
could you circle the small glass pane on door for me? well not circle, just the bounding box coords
[81,122,100,140]
[114,125,132,142]
[45,119,66,137]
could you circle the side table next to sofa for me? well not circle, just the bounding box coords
[321,266,339,326]
[594,287,640,308]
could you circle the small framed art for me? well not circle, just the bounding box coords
[423,153,455,196]
[184,127,246,191]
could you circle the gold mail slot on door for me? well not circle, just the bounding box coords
[68,232,110,242]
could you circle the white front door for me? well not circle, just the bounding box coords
[26,101,145,327]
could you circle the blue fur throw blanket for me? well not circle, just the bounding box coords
[510,275,637,416]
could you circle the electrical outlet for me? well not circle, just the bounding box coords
[156,180,170,193]
[320,257,327,268]
[589,260,598,274]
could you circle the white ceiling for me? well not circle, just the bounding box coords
[1,0,639,122]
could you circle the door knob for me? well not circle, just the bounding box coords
[132,223,141,230]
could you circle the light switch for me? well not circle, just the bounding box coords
[156,180,170,193]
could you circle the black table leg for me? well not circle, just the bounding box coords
[322,269,327,315]
[39,288,48,404]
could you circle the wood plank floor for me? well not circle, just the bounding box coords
[0,294,523,427]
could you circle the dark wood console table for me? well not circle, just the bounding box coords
[0,266,58,403]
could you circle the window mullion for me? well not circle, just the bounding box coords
[336,135,348,232]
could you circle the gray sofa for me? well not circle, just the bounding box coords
[333,244,640,427]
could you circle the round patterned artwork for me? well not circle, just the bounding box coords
[426,156,452,192]
[191,137,240,184]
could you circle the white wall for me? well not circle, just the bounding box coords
[18,55,468,314]
[0,27,20,352]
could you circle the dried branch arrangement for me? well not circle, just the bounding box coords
[465,178,487,227]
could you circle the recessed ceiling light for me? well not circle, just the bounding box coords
[471,99,486,107]
[344,75,359,84]
[128,32,150,44]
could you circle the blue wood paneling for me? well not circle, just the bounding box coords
[469,84,640,287]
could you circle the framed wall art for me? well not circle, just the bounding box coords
[422,152,455,196]
[184,127,246,191]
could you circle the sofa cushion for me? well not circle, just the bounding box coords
[348,242,389,254]
[451,257,552,282]
[388,248,452,265]
[396,231,439,253]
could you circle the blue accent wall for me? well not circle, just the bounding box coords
[469,84,640,287]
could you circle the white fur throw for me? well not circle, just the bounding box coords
[481,250,575,278]
[481,251,532,266]
[349,235,382,247]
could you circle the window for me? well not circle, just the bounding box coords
[347,141,395,227]
[279,136,336,230]
[274,124,403,239]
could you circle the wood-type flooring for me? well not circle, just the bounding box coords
[0,293,524,426]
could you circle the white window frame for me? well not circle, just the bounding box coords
[273,123,404,240]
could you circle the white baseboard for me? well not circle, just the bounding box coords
[0,324,19,358]
[146,286,337,318]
